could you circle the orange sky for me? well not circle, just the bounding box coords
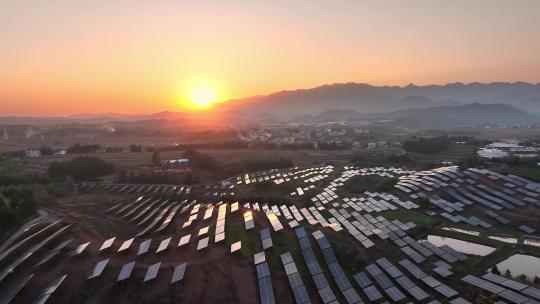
[1,0,539,116]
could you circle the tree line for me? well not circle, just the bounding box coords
[48,157,114,181]
[0,186,38,231]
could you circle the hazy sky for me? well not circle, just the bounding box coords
[1,0,539,115]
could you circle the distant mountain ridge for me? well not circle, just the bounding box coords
[219,82,540,118]
[1,82,539,129]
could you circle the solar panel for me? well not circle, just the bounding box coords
[87,259,109,280]
[196,237,209,251]
[99,237,116,251]
[334,274,352,292]
[0,273,33,304]
[312,273,330,290]
[117,261,135,282]
[230,241,241,253]
[292,286,311,304]
[328,262,344,278]
[522,286,540,300]
[500,279,528,291]
[178,234,191,247]
[156,237,171,253]
[137,239,151,255]
[353,272,372,288]
[373,273,393,290]
[171,262,187,284]
[498,289,529,304]
[408,285,429,301]
[384,266,403,278]
[422,276,442,288]
[256,263,271,279]
[342,287,362,304]
[258,275,273,295]
[434,281,459,298]
[362,285,383,301]
[33,274,67,304]
[280,252,294,265]
[284,262,298,276]
[254,251,266,265]
[318,286,337,304]
[375,257,393,269]
[449,297,472,304]
[144,262,161,282]
[433,266,453,277]
[117,238,134,252]
[385,286,406,301]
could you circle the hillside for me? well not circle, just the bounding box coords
[376,103,538,129]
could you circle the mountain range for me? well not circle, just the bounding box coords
[220,82,540,118]
[1,82,539,129]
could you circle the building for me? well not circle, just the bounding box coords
[160,158,189,166]
[25,149,42,158]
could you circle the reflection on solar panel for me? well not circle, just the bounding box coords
[231,241,241,253]
[117,238,134,252]
[156,237,171,253]
[87,259,109,280]
[243,211,254,230]
[254,251,266,265]
[198,226,209,236]
[171,262,187,284]
[117,261,135,282]
[178,234,191,247]
[99,237,116,252]
[144,262,161,282]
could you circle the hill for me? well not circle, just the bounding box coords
[375,103,538,129]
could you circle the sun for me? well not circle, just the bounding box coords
[189,85,218,109]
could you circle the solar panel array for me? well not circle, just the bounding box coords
[254,251,275,304]
[294,227,338,304]
[311,230,363,304]
[280,252,311,304]
[462,274,540,303]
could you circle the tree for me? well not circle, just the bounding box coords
[129,144,142,152]
[152,150,161,166]
[403,136,451,154]
[66,143,101,154]
[48,157,114,181]
[39,146,54,155]
[491,265,501,275]
[183,172,198,185]
[505,269,512,277]
[375,177,398,192]
[534,276,539,285]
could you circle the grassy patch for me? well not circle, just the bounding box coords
[379,210,440,230]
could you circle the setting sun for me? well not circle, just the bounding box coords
[177,78,228,111]
[189,85,218,109]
